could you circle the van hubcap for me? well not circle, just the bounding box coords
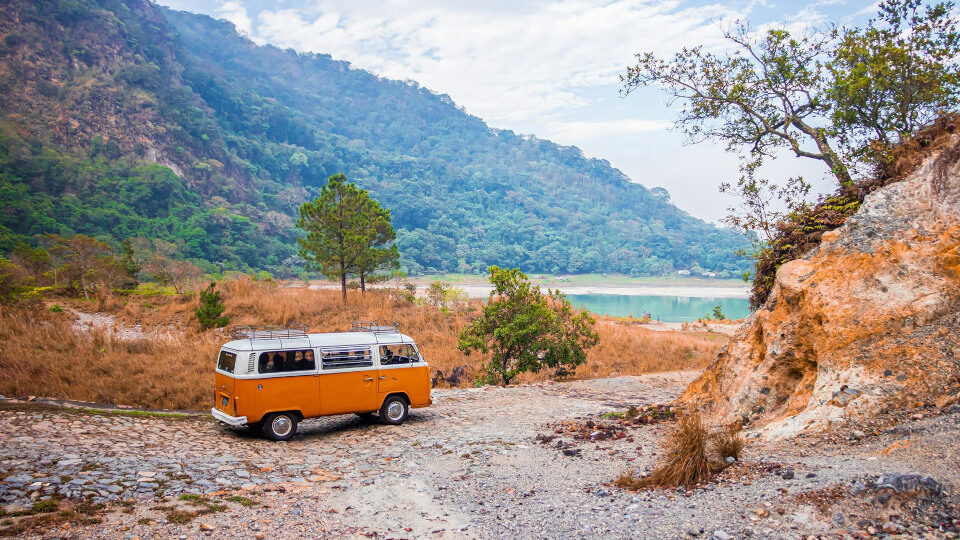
[272,415,292,436]
[386,401,405,421]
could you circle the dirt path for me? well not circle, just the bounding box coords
[1,373,956,539]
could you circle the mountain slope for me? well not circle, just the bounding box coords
[0,0,748,277]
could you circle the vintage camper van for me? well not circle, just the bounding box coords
[211,321,432,440]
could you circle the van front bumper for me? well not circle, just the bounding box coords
[211,408,248,427]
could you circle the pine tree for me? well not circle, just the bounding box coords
[195,283,228,329]
[297,174,399,303]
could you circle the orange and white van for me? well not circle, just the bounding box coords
[211,322,432,440]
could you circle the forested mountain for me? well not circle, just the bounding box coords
[0,0,748,277]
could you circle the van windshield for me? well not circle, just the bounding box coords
[217,350,237,373]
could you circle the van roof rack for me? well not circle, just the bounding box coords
[350,320,400,334]
[231,323,308,340]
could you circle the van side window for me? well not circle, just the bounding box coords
[321,347,373,370]
[379,344,420,366]
[217,350,237,373]
[258,350,316,374]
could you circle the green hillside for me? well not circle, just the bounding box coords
[0,0,748,277]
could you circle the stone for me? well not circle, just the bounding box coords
[781,470,794,480]
[686,526,703,537]
[712,531,731,540]
[876,473,942,495]
[725,456,736,465]
[851,430,865,440]
[679,137,960,437]
[199,523,215,532]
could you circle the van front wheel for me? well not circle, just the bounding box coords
[262,412,298,441]
[380,396,408,425]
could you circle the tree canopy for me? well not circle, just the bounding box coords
[622,0,960,189]
[297,174,398,302]
[458,266,599,385]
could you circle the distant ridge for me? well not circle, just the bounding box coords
[0,0,747,277]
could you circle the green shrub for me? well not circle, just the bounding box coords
[48,304,63,313]
[194,283,228,330]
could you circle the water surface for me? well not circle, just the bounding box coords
[567,293,751,322]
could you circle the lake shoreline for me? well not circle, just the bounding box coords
[306,280,750,299]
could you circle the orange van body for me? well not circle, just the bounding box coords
[211,331,432,428]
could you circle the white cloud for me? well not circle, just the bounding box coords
[216,1,252,36]
[249,1,750,126]
[544,118,672,141]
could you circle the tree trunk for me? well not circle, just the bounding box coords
[360,273,366,293]
[340,271,347,304]
[791,118,853,187]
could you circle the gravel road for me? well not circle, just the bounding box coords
[1,372,956,539]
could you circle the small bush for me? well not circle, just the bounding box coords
[48,304,63,313]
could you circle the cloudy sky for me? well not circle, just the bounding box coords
[156,0,880,222]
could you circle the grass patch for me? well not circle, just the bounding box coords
[226,495,257,507]
[166,509,197,524]
[599,411,624,419]
[137,517,153,525]
[179,493,204,502]
[31,500,58,513]
[1,279,724,410]
[0,500,101,537]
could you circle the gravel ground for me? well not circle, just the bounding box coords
[1,371,956,539]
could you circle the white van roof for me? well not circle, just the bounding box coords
[221,331,416,352]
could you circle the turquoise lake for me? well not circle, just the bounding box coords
[567,293,751,322]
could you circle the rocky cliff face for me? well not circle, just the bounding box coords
[681,137,960,438]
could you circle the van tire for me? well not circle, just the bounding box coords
[262,412,298,441]
[379,395,408,425]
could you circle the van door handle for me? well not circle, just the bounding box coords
[379,376,387,380]
[364,377,373,382]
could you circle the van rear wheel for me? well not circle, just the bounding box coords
[262,412,298,441]
[379,396,408,425]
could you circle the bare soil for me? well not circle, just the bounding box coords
[2,372,956,539]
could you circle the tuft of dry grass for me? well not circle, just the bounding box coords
[0,278,726,410]
[636,411,714,489]
[712,423,745,461]
[616,414,746,491]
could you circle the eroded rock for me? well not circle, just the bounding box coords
[681,135,960,437]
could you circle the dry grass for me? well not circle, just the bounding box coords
[0,278,725,410]
[615,413,745,490]
[635,411,714,489]
[712,423,745,461]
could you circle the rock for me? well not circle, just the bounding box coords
[725,456,736,464]
[876,473,942,495]
[851,430,865,440]
[679,134,960,437]
[686,526,703,537]
[712,531,731,540]
[781,470,794,480]
[199,523,215,532]
[881,521,898,534]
